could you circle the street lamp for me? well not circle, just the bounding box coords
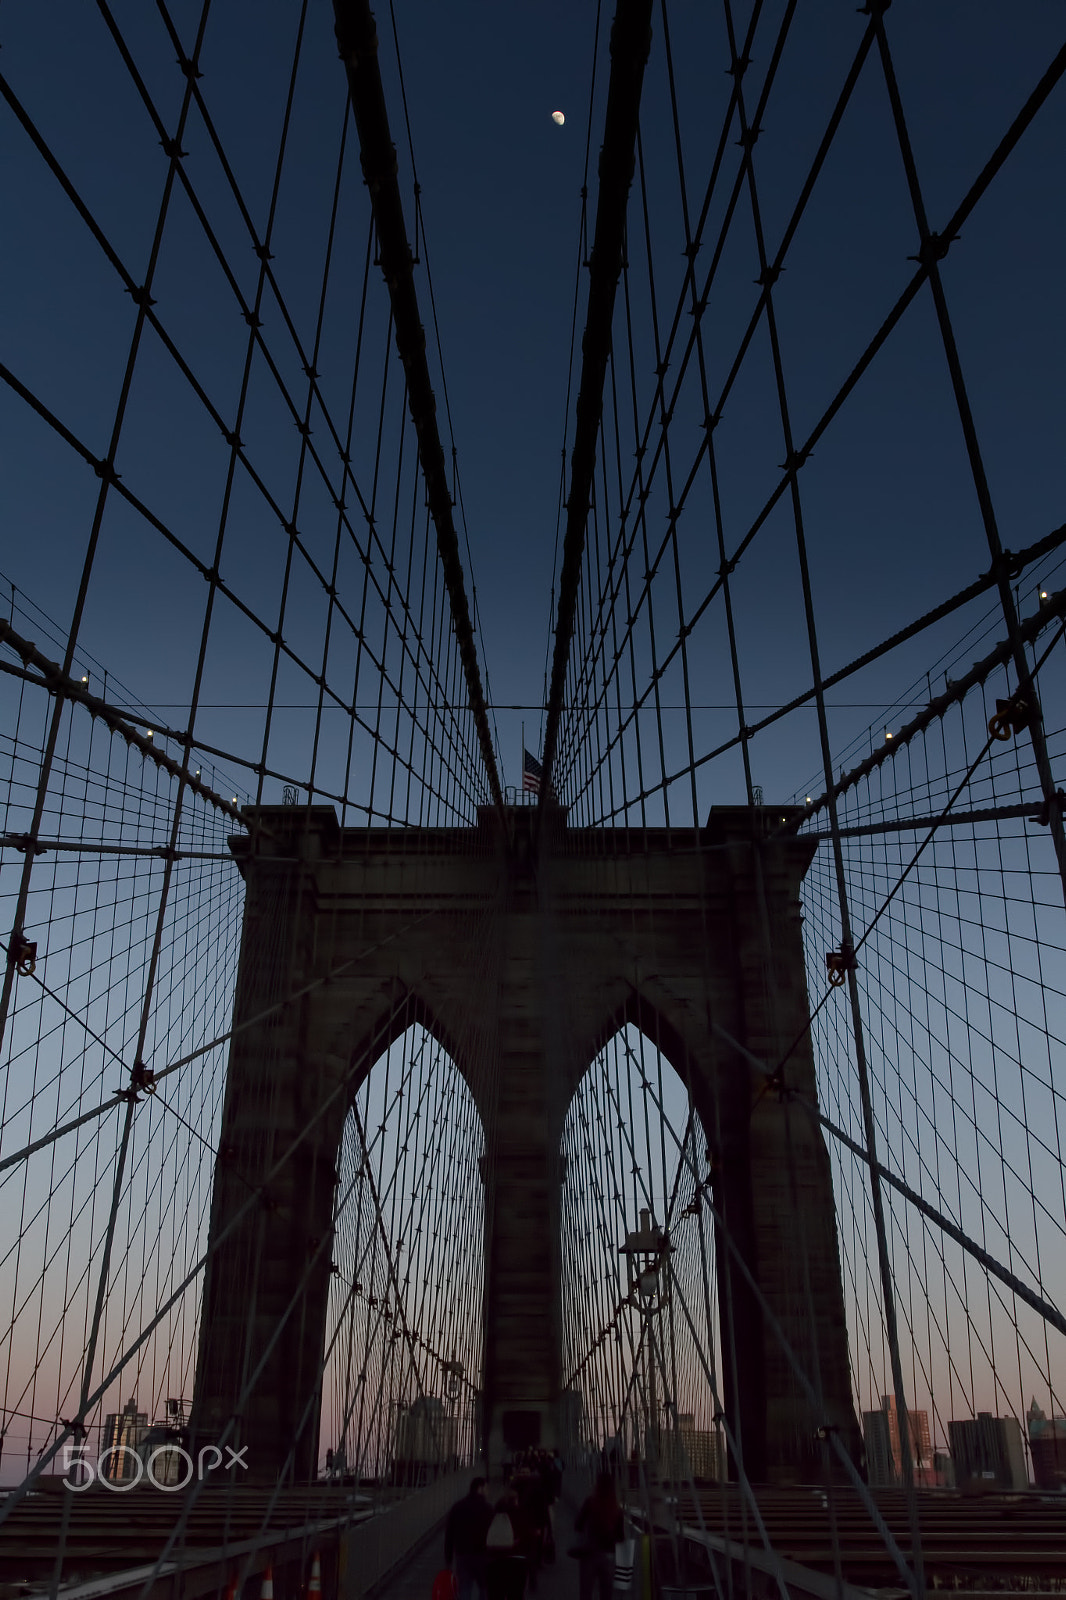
[620,1207,672,1309]
[620,1209,673,1475]
[443,1356,463,1401]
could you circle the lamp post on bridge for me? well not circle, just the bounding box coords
[620,1208,673,1478]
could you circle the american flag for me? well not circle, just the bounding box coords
[522,749,543,794]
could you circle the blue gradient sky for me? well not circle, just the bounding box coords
[1,2,1063,809]
[2,0,1066,1479]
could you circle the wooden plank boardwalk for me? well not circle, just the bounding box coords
[686,1486,1066,1590]
[5,1478,1065,1599]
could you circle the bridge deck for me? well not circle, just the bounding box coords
[684,1485,1066,1588]
[0,1480,369,1596]
[5,1479,1066,1599]
[374,1491,580,1600]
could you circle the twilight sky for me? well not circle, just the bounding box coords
[1,1,1065,1476]
[1,0,1064,807]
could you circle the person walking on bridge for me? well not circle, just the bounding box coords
[446,1477,493,1600]
[572,1473,624,1600]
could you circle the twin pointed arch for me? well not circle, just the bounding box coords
[192,968,490,1484]
[318,979,484,1122]
[333,976,724,1143]
[321,1013,485,1485]
[560,1006,723,1474]
[195,810,857,1483]
[313,966,496,1132]
[565,982,741,1174]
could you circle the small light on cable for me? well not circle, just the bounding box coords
[885,730,893,742]
[805,796,812,804]
[80,674,89,684]
[1039,588,1049,602]
[146,728,154,741]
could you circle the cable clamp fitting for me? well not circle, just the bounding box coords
[1036,790,1066,828]
[753,1065,788,1110]
[988,692,1032,742]
[7,931,38,976]
[825,945,857,986]
[909,230,958,270]
[8,835,47,857]
[118,1060,157,1103]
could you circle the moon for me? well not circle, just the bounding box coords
[551,111,565,126]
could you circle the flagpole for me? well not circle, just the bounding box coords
[521,720,524,805]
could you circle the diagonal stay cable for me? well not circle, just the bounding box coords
[0,939,130,1085]
[778,577,1066,839]
[704,1009,1066,1341]
[629,1069,917,1595]
[572,527,1066,822]
[0,983,430,1531]
[665,1240,916,1599]
[0,914,433,1178]
[101,9,484,816]
[128,1157,373,1600]
[767,726,1011,1089]
[564,33,1066,812]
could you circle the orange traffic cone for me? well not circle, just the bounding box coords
[223,1580,239,1600]
[308,1553,322,1596]
[260,1565,274,1600]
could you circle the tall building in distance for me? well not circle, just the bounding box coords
[948,1413,1028,1490]
[863,1395,932,1487]
[656,1415,725,1483]
[390,1395,456,1483]
[100,1396,148,1482]
[1027,1399,1066,1491]
[863,1408,896,1487]
[137,1397,189,1486]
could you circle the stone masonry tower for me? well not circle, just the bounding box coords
[191,803,860,1483]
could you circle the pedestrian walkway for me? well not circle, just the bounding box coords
[372,1484,580,1600]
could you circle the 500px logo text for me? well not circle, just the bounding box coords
[62,1442,249,1491]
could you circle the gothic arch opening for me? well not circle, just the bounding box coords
[320,1023,485,1486]
[560,1025,725,1487]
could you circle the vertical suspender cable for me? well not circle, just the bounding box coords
[332,0,504,816]
[540,0,654,805]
